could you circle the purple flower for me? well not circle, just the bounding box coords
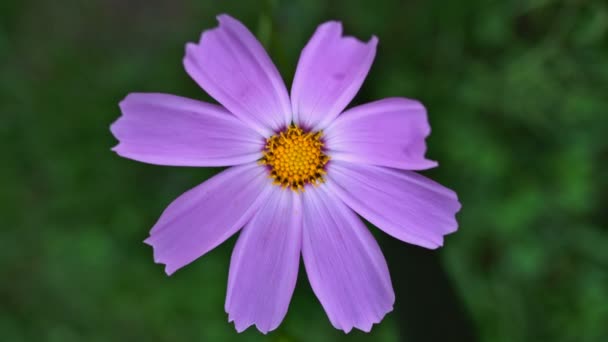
[110,14,461,334]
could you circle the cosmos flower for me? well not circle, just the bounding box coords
[110,14,461,334]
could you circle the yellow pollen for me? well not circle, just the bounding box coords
[259,125,329,192]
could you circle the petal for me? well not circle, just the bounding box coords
[326,161,461,249]
[324,98,437,170]
[183,14,291,136]
[301,185,394,333]
[144,163,272,275]
[291,21,378,131]
[111,93,264,167]
[225,187,302,334]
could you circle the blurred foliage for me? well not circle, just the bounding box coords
[1,0,607,341]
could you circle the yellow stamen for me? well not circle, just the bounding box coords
[259,125,329,192]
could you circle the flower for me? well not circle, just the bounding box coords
[110,14,461,334]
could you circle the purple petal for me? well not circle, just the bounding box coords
[291,21,378,131]
[183,14,291,136]
[324,98,437,170]
[301,185,394,333]
[225,187,302,334]
[144,163,272,275]
[327,161,461,249]
[111,93,264,167]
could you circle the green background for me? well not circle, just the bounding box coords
[2,0,607,341]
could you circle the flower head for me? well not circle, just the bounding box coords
[261,125,329,190]
[110,14,461,334]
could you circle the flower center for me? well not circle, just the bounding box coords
[260,125,329,192]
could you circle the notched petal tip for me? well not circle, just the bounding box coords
[108,121,126,156]
[320,20,378,46]
[427,239,444,250]
[228,320,273,335]
[142,236,153,246]
[117,92,155,113]
[336,303,395,334]
[191,16,228,44]
[117,93,134,108]
[227,313,274,335]
[406,158,439,171]
[426,160,440,169]
[143,236,177,276]
[368,35,379,46]
[409,234,444,250]
[109,113,124,138]
[163,267,176,276]
[183,42,201,68]
[234,323,249,334]
[216,13,238,25]
[442,198,463,236]
[362,305,394,333]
